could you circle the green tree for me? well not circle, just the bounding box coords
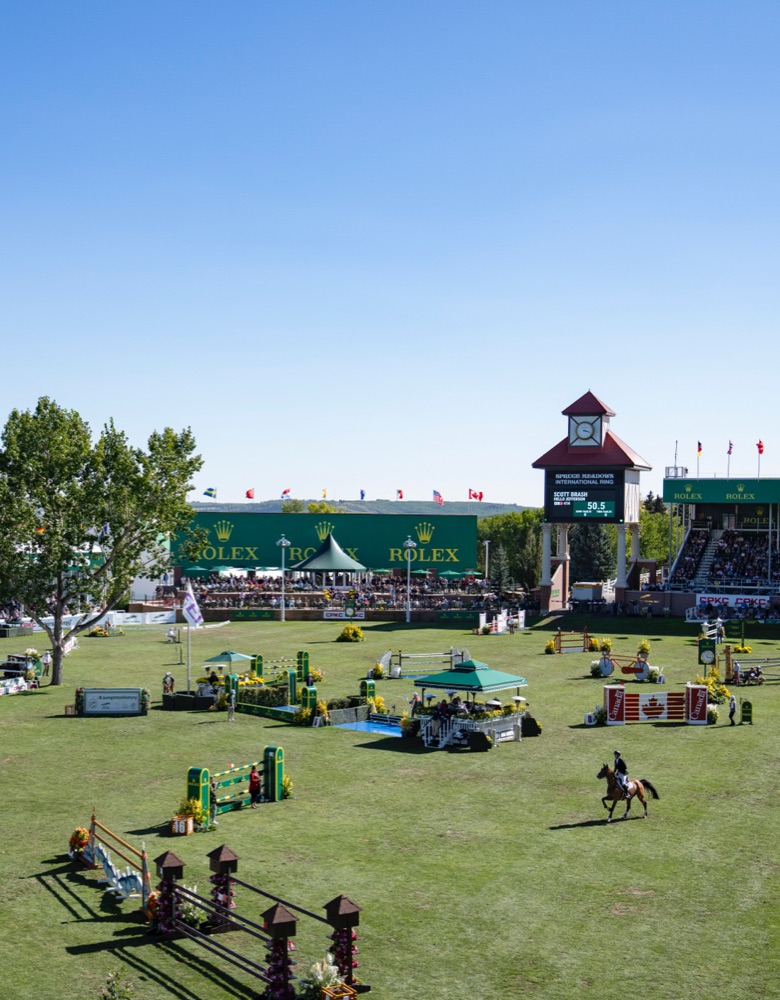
[281,498,306,513]
[0,398,202,686]
[478,509,543,591]
[306,501,341,514]
[569,522,614,581]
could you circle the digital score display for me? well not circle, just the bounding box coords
[544,471,624,523]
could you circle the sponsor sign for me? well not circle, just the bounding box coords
[82,688,143,716]
[323,610,366,620]
[175,512,477,572]
[685,683,708,725]
[662,478,780,504]
[697,593,773,610]
[605,685,625,725]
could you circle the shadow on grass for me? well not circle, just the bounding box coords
[67,936,258,999]
[353,737,440,753]
[29,860,106,921]
[549,818,616,830]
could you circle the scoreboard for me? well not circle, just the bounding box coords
[544,470,625,523]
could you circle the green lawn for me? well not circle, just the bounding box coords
[2,619,779,999]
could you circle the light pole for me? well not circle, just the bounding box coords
[276,534,291,623]
[403,535,417,624]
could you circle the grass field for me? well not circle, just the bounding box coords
[2,617,779,999]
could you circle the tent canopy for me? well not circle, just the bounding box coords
[290,533,367,572]
[204,650,254,664]
[413,659,528,694]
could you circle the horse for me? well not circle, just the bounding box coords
[596,764,659,822]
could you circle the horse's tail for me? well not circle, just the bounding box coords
[640,779,659,800]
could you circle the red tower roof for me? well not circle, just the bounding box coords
[561,390,615,417]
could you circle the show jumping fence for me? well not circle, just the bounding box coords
[79,809,151,909]
[152,845,367,998]
[554,628,590,653]
[187,747,285,821]
[601,683,708,725]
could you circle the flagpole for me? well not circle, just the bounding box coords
[187,624,191,695]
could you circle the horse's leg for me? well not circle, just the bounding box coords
[601,795,611,810]
[607,796,617,823]
[637,787,648,818]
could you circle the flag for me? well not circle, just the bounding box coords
[203,487,217,498]
[727,441,733,456]
[99,522,110,537]
[322,489,327,499]
[757,440,764,455]
[245,488,254,499]
[433,490,444,505]
[697,442,702,457]
[281,488,291,497]
[182,580,204,628]
[360,489,365,500]
[468,489,484,501]
[396,489,403,500]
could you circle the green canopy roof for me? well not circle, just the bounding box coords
[412,659,527,694]
[290,533,367,572]
[204,650,254,664]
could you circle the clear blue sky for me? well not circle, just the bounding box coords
[2,2,778,504]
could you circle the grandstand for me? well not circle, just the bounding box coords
[663,474,780,615]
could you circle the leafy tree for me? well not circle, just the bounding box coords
[281,498,306,513]
[644,491,666,515]
[488,543,512,593]
[478,510,543,591]
[569,522,614,581]
[306,501,341,514]
[0,398,202,686]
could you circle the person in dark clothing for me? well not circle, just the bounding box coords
[249,765,262,808]
[613,749,630,798]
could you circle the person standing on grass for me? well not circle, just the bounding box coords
[249,765,261,808]
[729,693,737,726]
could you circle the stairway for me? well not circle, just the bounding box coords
[691,530,722,589]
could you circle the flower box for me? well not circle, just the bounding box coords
[171,815,194,836]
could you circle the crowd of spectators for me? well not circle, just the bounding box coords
[671,529,709,586]
[169,572,537,614]
[709,530,780,586]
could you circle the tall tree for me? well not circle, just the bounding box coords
[569,522,614,582]
[478,509,543,591]
[0,398,202,686]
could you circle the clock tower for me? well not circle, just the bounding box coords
[533,391,651,612]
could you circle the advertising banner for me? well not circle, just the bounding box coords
[696,593,774,610]
[82,688,143,716]
[175,512,477,572]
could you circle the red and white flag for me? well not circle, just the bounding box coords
[396,489,403,500]
[468,489,484,501]
[433,490,444,505]
[281,488,291,497]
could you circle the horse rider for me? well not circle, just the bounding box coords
[613,749,630,798]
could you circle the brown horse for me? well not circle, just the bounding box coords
[597,764,659,822]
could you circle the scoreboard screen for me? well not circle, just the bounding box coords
[544,471,624,523]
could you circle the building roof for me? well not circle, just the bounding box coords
[561,390,616,417]
[290,533,367,572]
[532,429,651,471]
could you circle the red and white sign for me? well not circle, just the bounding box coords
[605,685,625,725]
[685,683,708,725]
[697,593,772,609]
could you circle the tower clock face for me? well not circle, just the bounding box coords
[569,416,601,446]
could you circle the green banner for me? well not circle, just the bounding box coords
[663,478,780,504]
[230,609,276,620]
[437,611,480,622]
[175,512,477,571]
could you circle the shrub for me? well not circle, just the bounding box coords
[292,707,313,726]
[176,797,205,824]
[281,774,294,799]
[599,637,613,654]
[593,705,607,726]
[100,967,135,999]
[695,667,729,704]
[647,666,661,683]
[589,637,600,652]
[707,704,719,725]
[637,639,651,656]
[590,660,603,678]
[371,661,384,679]
[734,645,752,654]
[326,696,351,711]
[481,625,492,635]
[544,640,556,654]
[336,624,364,642]
[240,685,288,708]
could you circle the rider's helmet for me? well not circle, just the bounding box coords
[613,749,620,757]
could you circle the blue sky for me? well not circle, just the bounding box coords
[2,2,779,504]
